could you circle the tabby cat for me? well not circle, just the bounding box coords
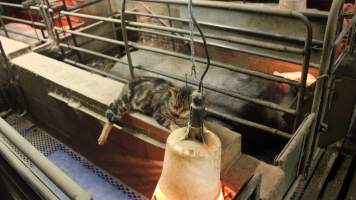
[107,76,192,130]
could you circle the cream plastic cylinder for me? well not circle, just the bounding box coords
[279,0,306,11]
[153,127,222,200]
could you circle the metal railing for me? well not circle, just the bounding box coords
[0,2,48,43]
[54,0,315,139]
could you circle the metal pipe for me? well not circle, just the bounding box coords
[59,40,296,114]
[305,0,345,177]
[0,2,41,11]
[126,10,324,46]
[0,15,46,28]
[125,21,319,67]
[59,11,321,68]
[293,13,313,131]
[121,0,135,78]
[0,27,47,42]
[334,15,356,47]
[56,27,301,87]
[61,0,82,61]
[207,108,291,139]
[0,117,92,200]
[64,58,128,83]
[0,136,60,200]
[128,21,304,54]
[0,11,9,38]
[59,43,126,64]
[134,61,297,114]
[66,0,104,11]
[63,26,301,86]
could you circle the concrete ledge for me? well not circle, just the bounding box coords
[0,36,30,59]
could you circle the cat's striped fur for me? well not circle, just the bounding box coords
[109,77,192,130]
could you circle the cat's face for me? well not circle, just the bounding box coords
[168,86,192,127]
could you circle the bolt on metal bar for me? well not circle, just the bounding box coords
[121,0,135,79]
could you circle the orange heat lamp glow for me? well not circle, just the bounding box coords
[49,0,83,29]
[152,184,225,200]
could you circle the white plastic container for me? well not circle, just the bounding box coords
[153,127,222,200]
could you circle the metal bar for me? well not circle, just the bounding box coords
[0,27,47,42]
[60,11,321,67]
[0,14,9,38]
[293,13,313,131]
[207,108,291,139]
[335,15,356,47]
[64,59,128,83]
[121,0,135,78]
[131,42,301,86]
[0,15,46,28]
[0,136,61,200]
[59,43,126,64]
[66,0,103,11]
[56,27,301,87]
[133,61,297,115]
[127,19,305,54]
[60,10,121,24]
[0,2,41,11]
[126,10,324,46]
[61,0,82,61]
[126,21,318,67]
[305,0,345,177]
[59,27,300,87]
[0,117,92,200]
[59,39,296,114]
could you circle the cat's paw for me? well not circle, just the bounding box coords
[105,110,117,122]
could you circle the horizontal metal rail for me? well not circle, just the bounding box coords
[54,19,300,86]
[0,15,46,28]
[60,11,319,68]
[0,2,41,11]
[64,58,128,83]
[207,108,291,138]
[60,53,292,138]
[0,117,92,200]
[0,27,47,42]
[0,136,61,200]
[126,10,323,46]
[58,42,296,115]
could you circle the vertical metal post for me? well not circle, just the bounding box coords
[303,0,345,178]
[61,0,82,61]
[293,16,313,131]
[0,6,9,38]
[121,0,135,79]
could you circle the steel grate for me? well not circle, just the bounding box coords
[1,113,146,200]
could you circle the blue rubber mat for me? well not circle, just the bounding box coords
[47,149,136,200]
[3,114,146,200]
